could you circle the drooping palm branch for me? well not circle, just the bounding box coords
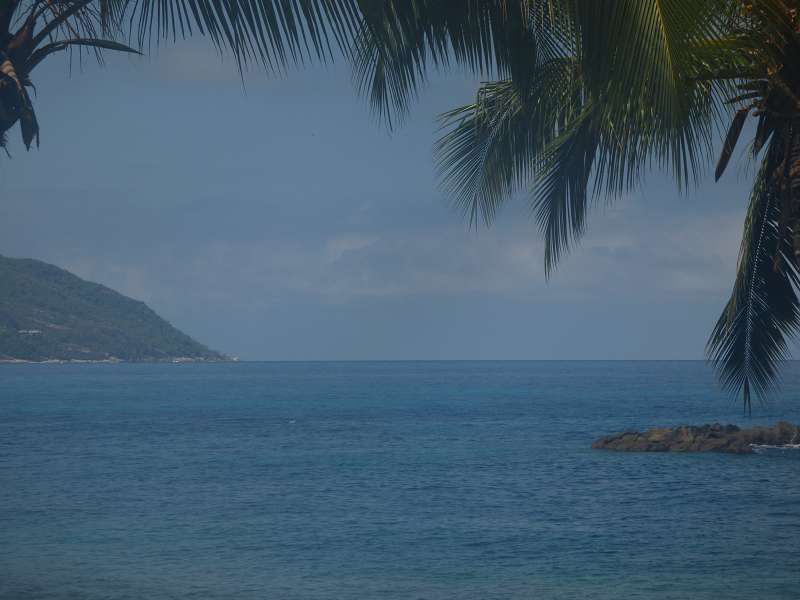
[707,146,800,415]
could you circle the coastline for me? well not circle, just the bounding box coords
[0,356,238,365]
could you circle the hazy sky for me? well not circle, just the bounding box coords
[0,41,762,360]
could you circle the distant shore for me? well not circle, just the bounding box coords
[0,356,238,364]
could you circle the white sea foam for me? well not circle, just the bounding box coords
[751,444,800,454]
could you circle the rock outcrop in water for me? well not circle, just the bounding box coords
[592,421,800,454]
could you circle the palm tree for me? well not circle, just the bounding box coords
[353,0,800,414]
[0,0,136,149]
[3,0,798,412]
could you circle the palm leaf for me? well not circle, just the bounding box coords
[352,0,567,126]
[435,58,581,227]
[31,0,96,48]
[25,38,141,71]
[752,113,774,157]
[532,102,598,273]
[382,0,729,277]
[125,0,360,70]
[707,139,800,414]
[714,106,749,181]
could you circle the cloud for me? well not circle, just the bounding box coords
[324,235,379,264]
[551,199,743,297]
[61,198,744,318]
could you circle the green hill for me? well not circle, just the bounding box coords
[0,255,228,362]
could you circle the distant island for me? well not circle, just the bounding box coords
[0,255,230,363]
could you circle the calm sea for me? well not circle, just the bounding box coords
[1,361,799,600]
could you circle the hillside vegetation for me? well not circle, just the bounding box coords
[0,255,227,362]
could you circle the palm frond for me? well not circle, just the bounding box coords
[125,0,360,71]
[435,6,726,273]
[31,0,97,48]
[532,102,598,273]
[707,139,800,414]
[411,0,730,276]
[715,106,749,180]
[25,37,140,71]
[351,0,568,126]
[435,57,581,227]
[17,83,37,148]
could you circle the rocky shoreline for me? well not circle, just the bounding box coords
[592,421,800,454]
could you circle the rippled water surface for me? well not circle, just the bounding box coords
[1,361,799,599]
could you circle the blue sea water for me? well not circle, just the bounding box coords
[1,361,799,600]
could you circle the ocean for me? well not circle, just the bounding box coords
[1,361,799,599]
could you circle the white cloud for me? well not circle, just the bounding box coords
[324,235,379,264]
[40,189,753,362]
[56,191,748,319]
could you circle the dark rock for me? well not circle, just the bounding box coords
[592,421,799,454]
